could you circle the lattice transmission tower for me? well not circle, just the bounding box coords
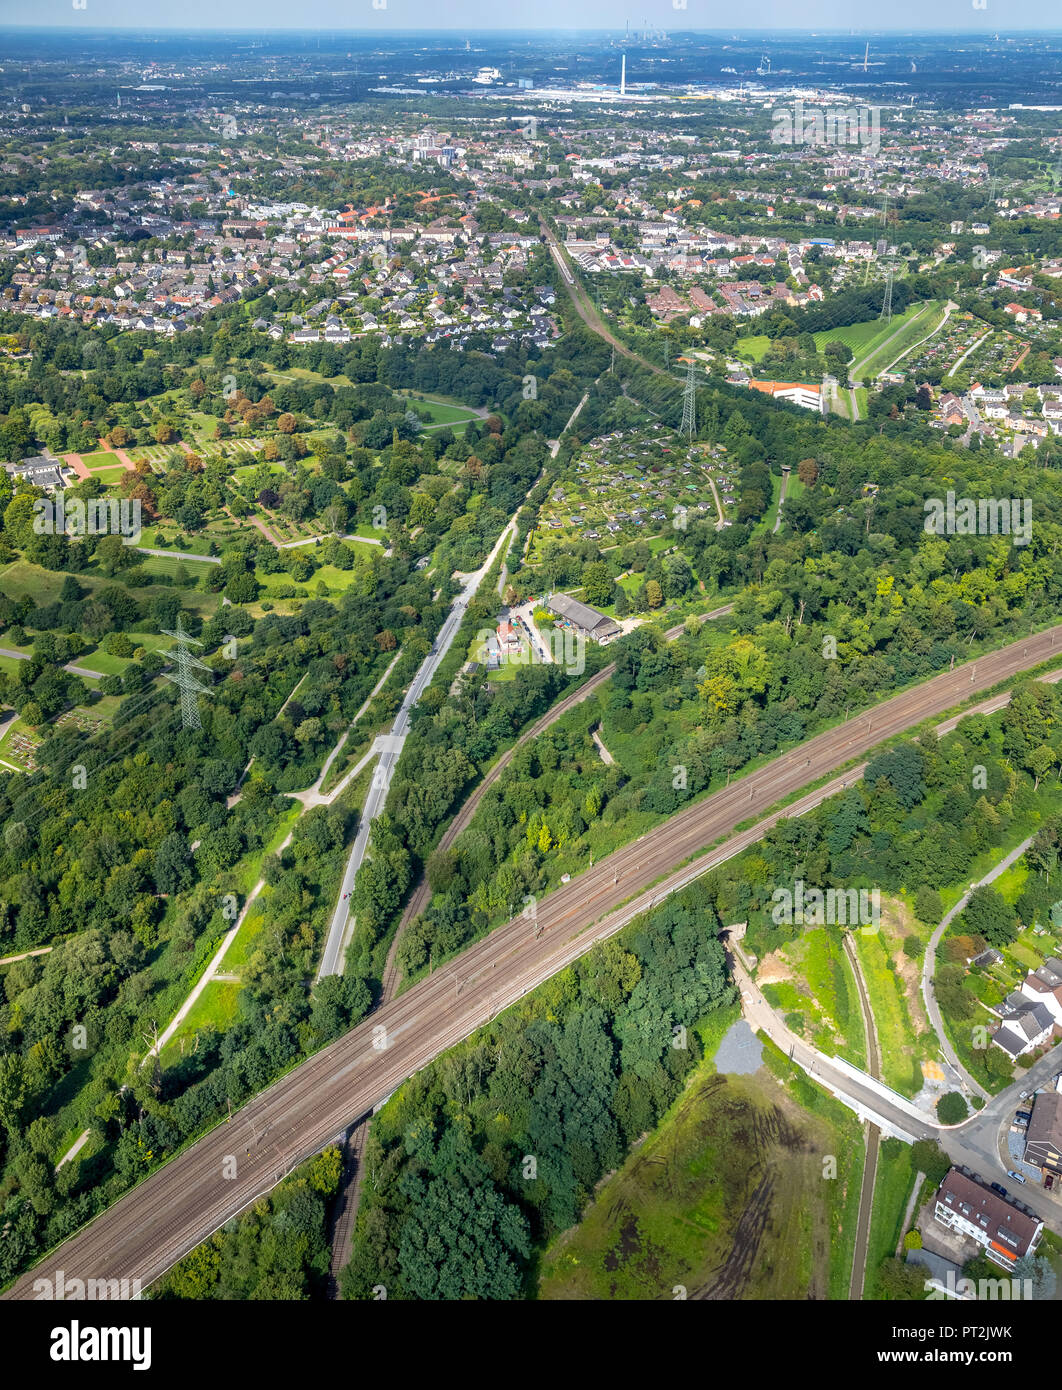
[158,617,213,731]
[879,270,894,324]
[680,356,697,442]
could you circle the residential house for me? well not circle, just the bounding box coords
[932,1168,1043,1269]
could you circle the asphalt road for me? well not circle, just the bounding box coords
[7,622,1062,1299]
[315,520,516,979]
[732,956,1062,1235]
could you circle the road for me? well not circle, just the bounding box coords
[8,623,1062,1299]
[948,329,992,379]
[315,516,517,980]
[731,955,1062,1237]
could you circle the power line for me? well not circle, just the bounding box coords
[158,617,213,732]
[680,356,697,442]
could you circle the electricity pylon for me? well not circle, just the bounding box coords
[159,617,213,731]
[680,356,697,442]
[878,270,894,324]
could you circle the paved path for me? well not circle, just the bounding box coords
[0,647,102,680]
[879,299,955,378]
[315,517,519,980]
[147,829,296,1062]
[772,468,789,534]
[0,945,52,965]
[948,329,992,378]
[135,547,221,564]
[895,1170,926,1255]
[920,834,1037,1103]
[278,532,384,550]
[850,303,934,384]
[591,727,614,765]
[55,1130,91,1173]
[706,473,726,530]
[62,452,90,480]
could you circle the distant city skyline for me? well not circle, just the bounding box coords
[2,0,1060,32]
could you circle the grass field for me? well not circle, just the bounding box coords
[863,1138,921,1299]
[85,464,133,486]
[400,392,480,426]
[850,302,942,382]
[854,925,925,1097]
[72,450,119,467]
[160,980,241,1061]
[762,927,866,1068]
[0,558,69,604]
[538,1017,864,1300]
[734,335,772,363]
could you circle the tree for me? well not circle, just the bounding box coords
[153,833,194,895]
[1013,1253,1057,1300]
[0,1052,26,1135]
[95,534,134,577]
[914,886,943,924]
[797,457,819,487]
[958,886,1017,950]
[397,1176,529,1300]
[876,1256,927,1300]
[645,579,663,610]
[936,1091,968,1125]
[580,561,613,608]
[910,1140,951,1186]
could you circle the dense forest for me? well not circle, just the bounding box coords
[343,884,732,1299]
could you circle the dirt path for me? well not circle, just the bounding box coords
[843,933,881,1301]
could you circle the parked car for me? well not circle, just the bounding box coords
[990,1182,1008,1197]
[1007,1170,1027,1184]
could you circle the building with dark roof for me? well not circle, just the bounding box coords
[1024,1090,1062,1179]
[546,593,621,644]
[3,456,65,491]
[933,1168,1043,1268]
[992,992,1056,1058]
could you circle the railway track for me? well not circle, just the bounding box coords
[9,621,1061,1300]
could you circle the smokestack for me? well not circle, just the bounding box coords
[621,53,626,96]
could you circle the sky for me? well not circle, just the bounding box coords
[1,0,1058,32]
